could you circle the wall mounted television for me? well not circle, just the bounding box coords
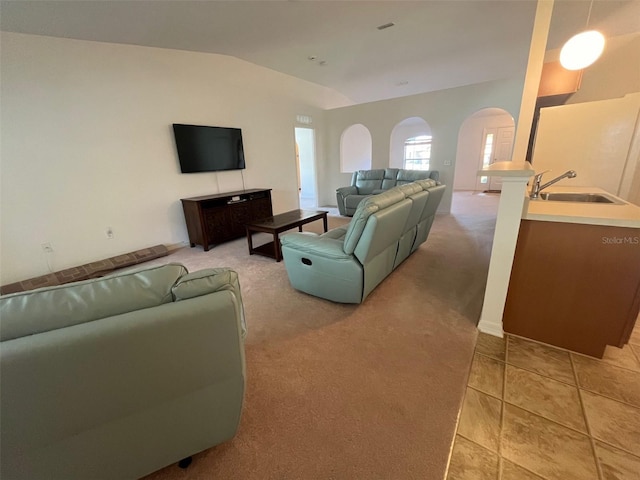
[172,124,246,173]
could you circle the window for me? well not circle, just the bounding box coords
[403,135,431,170]
[479,132,494,184]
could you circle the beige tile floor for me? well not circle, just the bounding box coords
[446,320,640,480]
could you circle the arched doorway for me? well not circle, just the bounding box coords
[454,108,515,192]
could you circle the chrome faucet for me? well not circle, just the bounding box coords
[530,170,577,199]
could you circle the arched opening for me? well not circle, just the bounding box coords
[454,108,515,192]
[340,124,372,173]
[389,117,431,170]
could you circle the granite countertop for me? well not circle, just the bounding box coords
[523,186,640,228]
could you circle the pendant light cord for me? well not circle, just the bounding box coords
[585,0,594,29]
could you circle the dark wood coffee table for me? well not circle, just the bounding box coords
[245,209,328,262]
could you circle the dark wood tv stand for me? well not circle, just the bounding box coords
[181,189,272,251]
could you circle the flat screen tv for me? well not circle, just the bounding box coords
[172,124,246,173]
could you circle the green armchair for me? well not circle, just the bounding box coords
[1,263,246,479]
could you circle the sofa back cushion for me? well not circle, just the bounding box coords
[353,195,412,264]
[382,168,399,190]
[415,178,439,190]
[354,169,384,194]
[397,182,423,197]
[398,183,428,230]
[342,188,406,254]
[396,169,439,185]
[419,184,446,220]
[0,263,188,341]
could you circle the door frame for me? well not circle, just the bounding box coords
[475,125,515,191]
[294,127,318,209]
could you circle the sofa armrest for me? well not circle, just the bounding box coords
[337,185,358,196]
[281,233,351,260]
[172,268,246,337]
[172,268,240,300]
[336,186,359,215]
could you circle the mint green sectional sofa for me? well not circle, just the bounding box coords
[336,168,440,216]
[0,263,246,480]
[282,179,445,303]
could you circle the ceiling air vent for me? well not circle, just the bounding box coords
[377,22,395,30]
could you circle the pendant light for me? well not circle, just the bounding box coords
[559,0,605,70]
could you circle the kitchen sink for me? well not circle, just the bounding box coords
[538,192,624,204]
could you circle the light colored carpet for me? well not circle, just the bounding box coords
[142,191,499,480]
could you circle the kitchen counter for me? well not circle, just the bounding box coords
[524,186,640,228]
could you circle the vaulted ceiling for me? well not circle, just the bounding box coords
[1,1,639,104]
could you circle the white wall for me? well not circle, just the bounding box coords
[454,110,515,190]
[0,32,350,284]
[531,92,640,198]
[321,78,526,212]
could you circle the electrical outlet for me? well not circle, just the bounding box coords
[41,242,54,253]
[106,227,114,239]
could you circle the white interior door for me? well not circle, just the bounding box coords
[294,127,317,209]
[476,126,515,191]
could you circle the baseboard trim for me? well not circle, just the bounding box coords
[477,319,504,338]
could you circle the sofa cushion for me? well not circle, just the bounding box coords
[398,183,423,196]
[364,186,407,210]
[415,178,438,190]
[354,169,384,194]
[396,169,437,185]
[342,188,406,254]
[0,263,188,341]
[382,168,399,190]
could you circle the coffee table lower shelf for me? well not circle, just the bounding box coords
[251,241,278,257]
[245,209,328,262]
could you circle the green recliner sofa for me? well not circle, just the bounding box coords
[0,263,246,480]
[336,168,440,216]
[282,180,446,303]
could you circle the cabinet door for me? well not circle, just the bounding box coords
[504,220,640,357]
[228,202,252,237]
[252,197,273,220]
[204,208,234,244]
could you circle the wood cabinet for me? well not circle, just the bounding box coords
[503,220,640,358]
[181,189,272,251]
[537,60,582,97]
